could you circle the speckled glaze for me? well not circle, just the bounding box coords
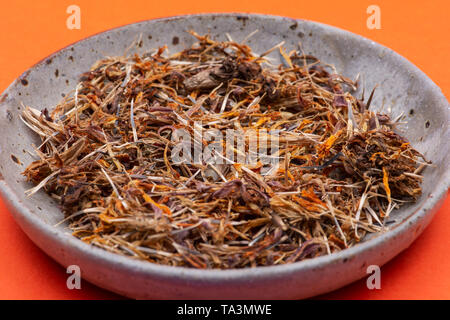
[0,14,448,299]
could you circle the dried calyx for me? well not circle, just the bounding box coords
[21,31,428,269]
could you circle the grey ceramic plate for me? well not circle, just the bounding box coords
[0,14,449,299]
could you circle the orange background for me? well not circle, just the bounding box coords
[0,0,449,299]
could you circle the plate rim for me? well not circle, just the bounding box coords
[0,12,449,283]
